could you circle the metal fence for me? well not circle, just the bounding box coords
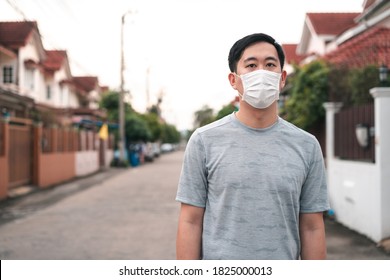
[42,128,98,153]
[335,103,375,162]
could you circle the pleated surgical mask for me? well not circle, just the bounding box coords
[236,69,281,109]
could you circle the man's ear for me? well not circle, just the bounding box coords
[279,70,287,90]
[228,72,238,90]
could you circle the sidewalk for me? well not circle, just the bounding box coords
[325,218,390,259]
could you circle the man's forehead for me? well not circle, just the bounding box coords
[240,42,279,61]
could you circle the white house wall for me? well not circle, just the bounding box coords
[75,150,99,177]
[328,159,381,242]
[68,90,79,108]
[18,37,43,99]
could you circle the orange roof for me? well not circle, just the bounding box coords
[43,50,68,71]
[0,21,39,49]
[73,76,99,93]
[307,13,359,36]
[282,44,306,65]
[324,27,390,68]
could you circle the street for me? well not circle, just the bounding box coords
[0,150,389,260]
[0,151,183,259]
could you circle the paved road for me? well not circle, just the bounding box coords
[0,150,389,260]
[0,151,183,260]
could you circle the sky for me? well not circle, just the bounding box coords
[1,0,363,130]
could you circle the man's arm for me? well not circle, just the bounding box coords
[176,203,205,260]
[299,212,327,260]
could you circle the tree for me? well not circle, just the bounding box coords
[284,60,329,130]
[99,91,133,121]
[125,114,151,143]
[161,123,181,143]
[140,112,162,142]
[193,105,214,128]
[215,103,236,120]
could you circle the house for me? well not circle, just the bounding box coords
[0,21,113,200]
[286,0,390,244]
[0,21,106,124]
[296,12,359,63]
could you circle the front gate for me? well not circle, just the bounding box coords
[8,118,33,188]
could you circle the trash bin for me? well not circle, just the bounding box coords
[128,144,140,167]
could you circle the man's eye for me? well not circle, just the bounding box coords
[246,64,256,68]
[266,63,276,68]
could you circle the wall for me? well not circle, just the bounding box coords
[325,87,390,243]
[105,150,114,168]
[327,159,381,241]
[0,121,8,199]
[75,150,99,177]
[37,153,76,188]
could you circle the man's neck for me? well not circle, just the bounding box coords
[235,102,278,129]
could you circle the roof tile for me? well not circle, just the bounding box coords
[307,13,360,36]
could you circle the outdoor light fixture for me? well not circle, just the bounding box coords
[379,63,388,86]
[355,123,374,149]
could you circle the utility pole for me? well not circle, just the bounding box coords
[145,66,150,112]
[119,10,136,163]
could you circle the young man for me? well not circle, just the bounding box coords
[176,33,329,260]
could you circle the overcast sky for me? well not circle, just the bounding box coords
[1,0,363,130]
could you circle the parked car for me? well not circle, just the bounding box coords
[160,143,174,153]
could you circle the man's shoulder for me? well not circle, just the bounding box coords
[278,118,317,142]
[196,114,234,135]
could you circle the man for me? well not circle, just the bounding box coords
[176,33,329,260]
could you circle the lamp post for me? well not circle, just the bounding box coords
[379,63,388,87]
[119,10,136,163]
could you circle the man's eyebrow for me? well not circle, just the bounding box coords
[265,56,278,62]
[243,56,279,63]
[243,57,258,63]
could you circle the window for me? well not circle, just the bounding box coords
[46,85,52,100]
[25,68,35,90]
[3,66,13,83]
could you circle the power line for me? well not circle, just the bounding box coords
[4,0,98,79]
[5,0,28,20]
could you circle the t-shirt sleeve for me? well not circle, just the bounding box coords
[176,130,208,208]
[300,138,330,213]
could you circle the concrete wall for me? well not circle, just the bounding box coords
[327,159,380,241]
[0,121,8,200]
[0,156,7,199]
[75,150,99,177]
[105,150,114,168]
[325,87,390,243]
[37,153,76,188]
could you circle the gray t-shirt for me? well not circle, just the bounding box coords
[176,113,329,260]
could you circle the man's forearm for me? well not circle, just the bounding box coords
[176,222,202,259]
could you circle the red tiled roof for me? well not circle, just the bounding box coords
[307,13,360,36]
[324,27,390,68]
[73,76,99,93]
[43,50,68,71]
[282,44,306,65]
[0,21,38,49]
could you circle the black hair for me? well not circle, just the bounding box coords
[228,33,285,73]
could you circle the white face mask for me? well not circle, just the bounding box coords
[237,69,281,109]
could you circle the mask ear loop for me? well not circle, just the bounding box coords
[233,72,244,99]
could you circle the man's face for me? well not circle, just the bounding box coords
[229,41,286,94]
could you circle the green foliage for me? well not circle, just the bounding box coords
[140,112,162,142]
[284,60,329,130]
[99,91,180,144]
[161,123,181,143]
[125,114,151,143]
[348,65,378,105]
[99,91,133,121]
[215,103,236,120]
